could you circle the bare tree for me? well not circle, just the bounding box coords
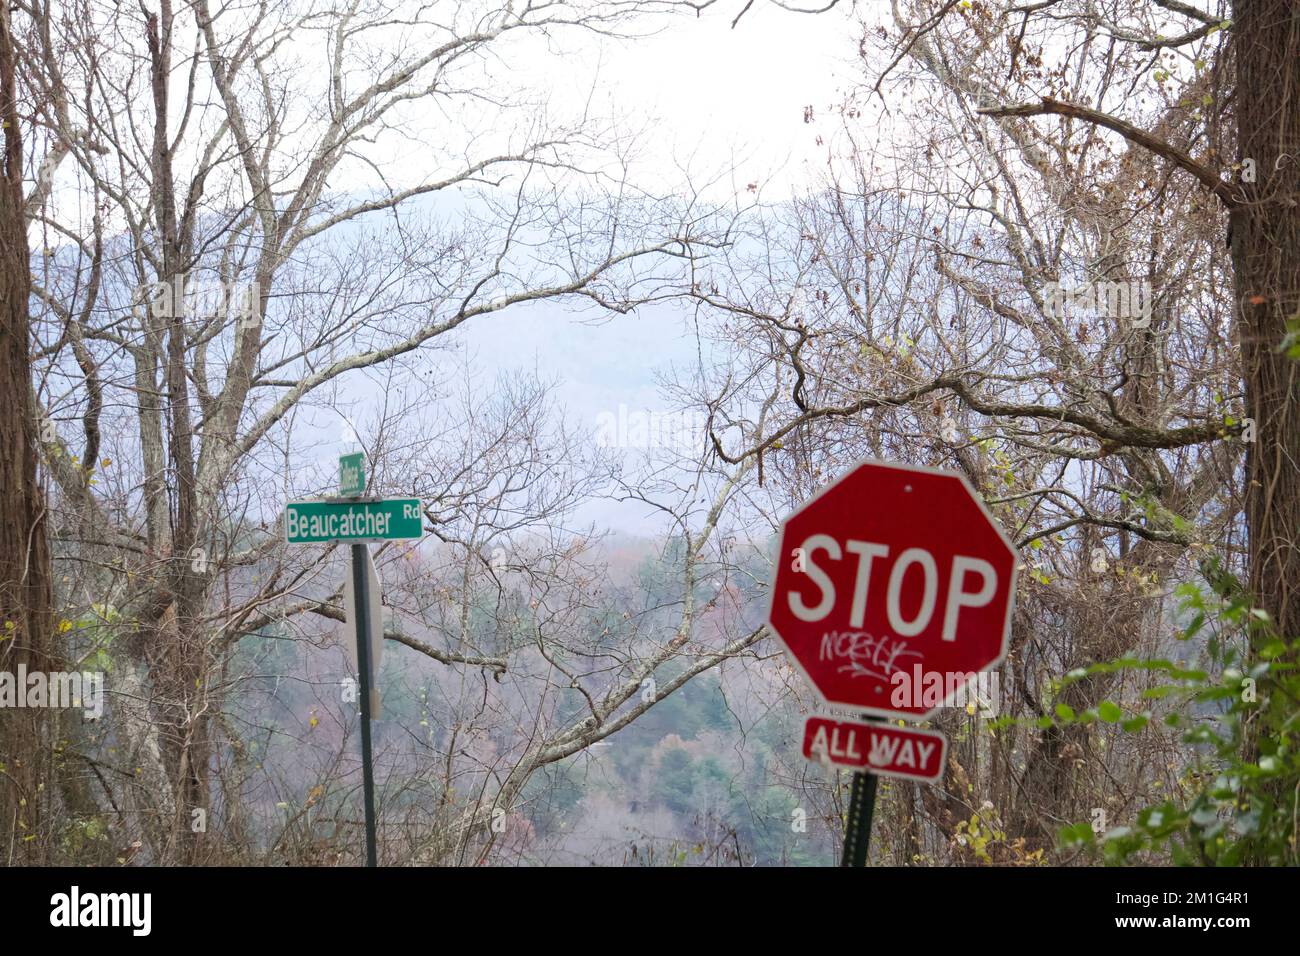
[0,0,57,866]
[19,0,733,862]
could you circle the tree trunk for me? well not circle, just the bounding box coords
[0,1,56,864]
[1231,1,1300,638]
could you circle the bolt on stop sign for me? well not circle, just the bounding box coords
[768,459,1018,720]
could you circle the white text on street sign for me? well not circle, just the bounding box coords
[802,715,947,783]
[339,452,365,497]
[284,498,423,544]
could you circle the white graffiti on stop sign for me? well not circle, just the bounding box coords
[818,630,923,681]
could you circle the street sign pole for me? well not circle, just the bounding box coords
[351,542,378,868]
[282,450,425,868]
[842,768,877,868]
[841,714,881,868]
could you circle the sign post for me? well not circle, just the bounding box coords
[841,759,877,869]
[350,541,379,868]
[343,544,383,715]
[282,453,425,867]
[767,459,1018,866]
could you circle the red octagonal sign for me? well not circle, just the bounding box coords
[768,459,1018,720]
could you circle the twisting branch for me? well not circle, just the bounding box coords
[710,372,1237,467]
[976,96,1244,207]
[305,600,508,674]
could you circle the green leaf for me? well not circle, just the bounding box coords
[1180,611,1205,641]
[1098,700,1122,723]
[1058,821,1095,847]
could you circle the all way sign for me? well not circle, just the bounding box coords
[802,715,947,783]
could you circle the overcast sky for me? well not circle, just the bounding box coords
[365,2,866,204]
[584,2,862,198]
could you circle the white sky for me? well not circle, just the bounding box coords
[583,2,863,198]
[372,1,868,203]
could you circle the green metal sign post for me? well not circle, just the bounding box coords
[282,457,424,867]
[841,763,879,867]
[351,541,379,867]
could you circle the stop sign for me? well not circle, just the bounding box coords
[767,459,1018,720]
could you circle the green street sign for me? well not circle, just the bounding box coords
[284,498,424,544]
[339,452,365,497]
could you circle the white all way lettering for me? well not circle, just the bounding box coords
[801,718,948,782]
[808,724,863,761]
[867,733,936,769]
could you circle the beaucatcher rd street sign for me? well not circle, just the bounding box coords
[284,498,424,544]
[281,462,426,867]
